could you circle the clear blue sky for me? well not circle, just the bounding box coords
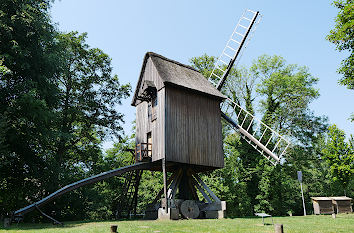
[51,0,354,148]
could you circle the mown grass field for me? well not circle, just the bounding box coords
[1,214,353,233]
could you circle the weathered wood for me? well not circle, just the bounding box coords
[134,53,224,170]
[193,172,220,202]
[170,170,182,200]
[274,224,284,233]
[165,85,224,168]
[191,176,212,203]
[162,159,168,213]
[110,225,118,233]
[187,170,199,200]
[153,172,177,205]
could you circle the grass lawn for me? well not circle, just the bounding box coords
[1,214,353,233]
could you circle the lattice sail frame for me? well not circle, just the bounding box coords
[207,9,291,165]
[221,98,290,165]
[208,9,262,88]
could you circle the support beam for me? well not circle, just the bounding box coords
[170,170,182,200]
[193,173,220,202]
[35,205,62,225]
[162,159,168,213]
[191,176,212,203]
[221,112,280,163]
[187,171,199,200]
[152,172,177,205]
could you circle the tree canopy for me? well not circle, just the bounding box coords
[0,1,131,219]
[189,54,331,216]
[327,0,354,120]
[322,124,354,194]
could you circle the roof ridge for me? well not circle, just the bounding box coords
[146,52,199,73]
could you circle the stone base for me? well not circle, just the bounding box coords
[144,210,158,220]
[205,210,225,219]
[200,201,226,219]
[157,208,179,220]
[146,200,226,220]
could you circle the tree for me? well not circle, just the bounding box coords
[0,0,61,215]
[36,31,131,221]
[52,31,130,173]
[0,1,131,219]
[322,124,354,195]
[327,0,354,120]
[189,54,328,216]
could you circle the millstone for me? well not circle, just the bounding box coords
[180,200,199,219]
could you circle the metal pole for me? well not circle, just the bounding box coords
[300,182,306,216]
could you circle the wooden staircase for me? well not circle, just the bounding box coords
[115,168,143,219]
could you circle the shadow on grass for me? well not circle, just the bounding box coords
[0,218,148,231]
[1,222,81,231]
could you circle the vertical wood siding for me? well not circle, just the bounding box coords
[135,58,165,162]
[135,57,164,106]
[165,86,224,168]
[135,57,224,169]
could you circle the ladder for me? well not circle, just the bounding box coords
[208,9,261,89]
[115,169,143,218]
[221,98,290,165]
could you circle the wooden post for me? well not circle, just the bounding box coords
[110,225,118,233]
[162,159,168,213]
[274,224,283,233]
[3,218,11,228]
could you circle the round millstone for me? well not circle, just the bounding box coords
[180,200,200,219]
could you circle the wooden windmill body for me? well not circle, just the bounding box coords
[131,52,227,219]
[132,52,225,171]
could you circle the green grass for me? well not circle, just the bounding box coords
[1,214,354,233]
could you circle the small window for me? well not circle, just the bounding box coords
[148,102,152,120]
[151,96,157,121]
[147,132,152,157]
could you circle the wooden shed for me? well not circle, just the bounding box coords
[131,52,226,171]
[311,197,334,214]
[331,196,352,214]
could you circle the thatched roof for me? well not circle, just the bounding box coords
[132,52,225,106]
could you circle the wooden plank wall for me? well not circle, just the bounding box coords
[165,85,224,168]
[135,58,165,162]
[135,57,164,106]
[153,88,165,161]
[135,102,150,145]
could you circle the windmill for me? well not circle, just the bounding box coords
[129,9,290,220]
[13,9,290,222]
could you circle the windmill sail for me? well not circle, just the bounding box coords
[221,98,290,165]
[208,9,290,164]
[208,9,261,90]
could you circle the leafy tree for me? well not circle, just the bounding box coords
[50,31,130,181]
[327,0,354,120]
[190,54,328,216]
[322,124,354,195]
[0,0,61,215]
[251,55,325,141]
[0,1,131,220]
[37,31,131,221]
